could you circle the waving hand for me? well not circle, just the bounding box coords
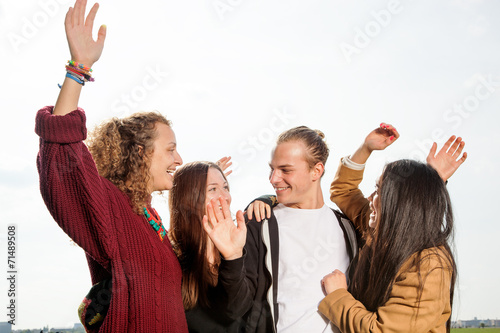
[427,135,467,182]
[203,197,246,260]
[65,0,106,68]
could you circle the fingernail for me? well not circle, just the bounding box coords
[390,135,394,140]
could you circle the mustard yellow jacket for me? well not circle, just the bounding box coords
[318,160,452,333]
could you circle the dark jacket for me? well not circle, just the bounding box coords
[185,255,248,332]
[230,196,360,333]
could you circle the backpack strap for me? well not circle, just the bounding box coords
[331,208,359,287]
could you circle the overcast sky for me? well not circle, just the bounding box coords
[1,0,499,329]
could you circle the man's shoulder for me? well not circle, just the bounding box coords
[245,194,277,208]
[245,214,275,234]
[328,206,348,220]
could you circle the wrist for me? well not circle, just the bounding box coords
[72,59,94,69]
[350,144,372,164]
[361,143,374,154]
[223,250,243,261]
[441,173,449,183]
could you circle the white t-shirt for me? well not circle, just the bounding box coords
[275,203,349,333]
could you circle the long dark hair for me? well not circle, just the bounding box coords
[351,160,457,330]
[168,161,225,310]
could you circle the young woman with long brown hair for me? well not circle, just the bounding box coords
[35,0,188,331]
[319,123,467,333]
[169,161,264,332]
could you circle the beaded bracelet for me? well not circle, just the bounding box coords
[58,60,93,88]
[66,64,92,77]
[66,60,93,81]
[68,60,92,73]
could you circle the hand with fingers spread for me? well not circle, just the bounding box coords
[216,156,233,178]
[427,135,467,182]
[321,269,347,295]
[246,200,271,222]
[203,197,246,260]
[53,0,107,116]
[65,0,106,68]
[350,123,400,164]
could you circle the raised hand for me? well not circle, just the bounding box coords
[321,269,348,295]
[65,0,106,68]
[350,123,400,164]
[427,135,467,182]
[203,197,246,260]
[364,122,400,152]
[216,156,233,178]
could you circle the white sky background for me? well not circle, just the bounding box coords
[0,0,499,329]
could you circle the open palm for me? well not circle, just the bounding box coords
[203,197,246,261]
[65,0,106,68]
[427,135,467,182]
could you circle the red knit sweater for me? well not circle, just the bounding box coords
[35,107,188,332]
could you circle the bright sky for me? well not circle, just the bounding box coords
[1,0,499,329]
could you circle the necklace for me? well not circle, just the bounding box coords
[143,207,166,242]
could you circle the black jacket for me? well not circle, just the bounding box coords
[220,196,360,333]
[185,254,249,332]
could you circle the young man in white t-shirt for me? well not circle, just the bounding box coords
[226,126,359,332]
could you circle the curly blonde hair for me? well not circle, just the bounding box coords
[86,111,172,214]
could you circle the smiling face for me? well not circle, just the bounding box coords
[368,177,381,228]
[148,123,183,192]
[269,141,322,208]
[205,167,231,209]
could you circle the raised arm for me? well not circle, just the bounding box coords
[350,122,400,164]
[331,123,399,232]
[36,0,109,269]
[53,0,106,116]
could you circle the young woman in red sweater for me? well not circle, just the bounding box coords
[36,0,188,331]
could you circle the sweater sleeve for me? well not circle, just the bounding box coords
[217,217,266,321]
[216,249,255,320]
[330,159,372,234]
[318,249,452,333]
[36,106,113,270]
